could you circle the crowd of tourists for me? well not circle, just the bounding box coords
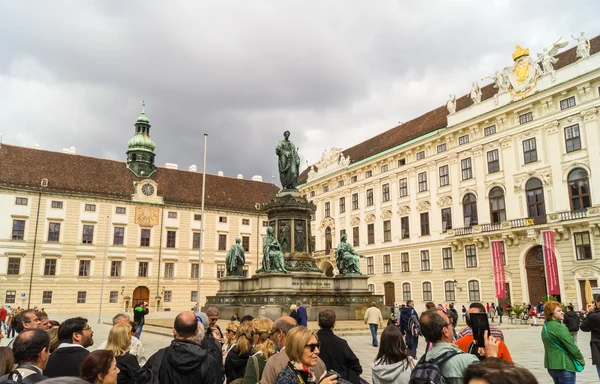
[0,296,598,384]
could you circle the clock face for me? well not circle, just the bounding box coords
[141,183,155,196]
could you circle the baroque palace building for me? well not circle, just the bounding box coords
[0,105,278,313]
[300,35,600,312]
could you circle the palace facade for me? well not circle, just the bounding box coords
[300,35,600,312]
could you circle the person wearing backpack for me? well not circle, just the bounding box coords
[399,301,419,357]
[409,308,499,384]
[580,295,600,379]
[564,305,581,344]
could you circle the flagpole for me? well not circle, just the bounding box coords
[196,134,208,312]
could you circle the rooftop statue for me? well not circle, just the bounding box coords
[470,81,482,104]
[572,32,591,60]
[262,227,287,273]
[482,69,511,93]
[276,131,300,190]
[537,37,568,81]
[335,233,365,275]
[446,94,456,114]
[225,237,245,277]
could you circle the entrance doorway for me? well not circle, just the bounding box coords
[525,246,555,304]
[580,280,598,309]
[384,282,395,307]
[132,286,150,306]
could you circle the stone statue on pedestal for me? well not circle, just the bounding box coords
[276,131,300,190]
[446,94,456,114]
[262,227,287,273]
[572,32,591,59]
[225,237,245,276]
[335,233,365,275]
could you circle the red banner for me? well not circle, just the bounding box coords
[542,230,560,295]
[490,240,506,299]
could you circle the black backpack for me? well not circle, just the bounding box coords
[129,348,165,384]
[408,350,461,384]
[564,313,581,332]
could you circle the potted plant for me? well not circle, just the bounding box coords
[511,305,525,324]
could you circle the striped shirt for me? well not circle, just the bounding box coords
[458,325,504,341]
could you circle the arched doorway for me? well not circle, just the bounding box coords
[525,246,546,304]
[384,282,395,307]
[323,262,334,277]
[325,227,332,255]
[132,286,150,306]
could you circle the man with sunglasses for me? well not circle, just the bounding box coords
[45,317,93,378]
[206,307,224,341]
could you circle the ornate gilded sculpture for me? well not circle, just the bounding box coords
[276,131,300,190]
[335,233,365,275]
[225,237,245,276]
[262,227,287,273]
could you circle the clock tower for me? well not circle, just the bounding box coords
[126,100,157,178]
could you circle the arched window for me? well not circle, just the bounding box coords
[444,281,456,301]
[526,178,545,223]
[422,282,432,301]
[489,187,506,223]
[463,193,478,227]
[568,168,590,211]
[402,283,411,301]
[368,284,375,293]
[468,280,480,301]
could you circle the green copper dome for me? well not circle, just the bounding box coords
[127,133,156,152]
[126,100,157,178]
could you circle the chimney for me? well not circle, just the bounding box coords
[70,146,76,154]
[189,164,197,172]
[237,174,243,179]
[165,162,178,170]
[252,175,263,182]
[217,171,224,177]
[62,148,71,154]
[33,144,40,149]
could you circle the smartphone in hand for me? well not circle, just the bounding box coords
[470,312,491,346]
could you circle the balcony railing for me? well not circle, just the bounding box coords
[481,223,502,232]
[560,209,588,221]
[454,227,472,236]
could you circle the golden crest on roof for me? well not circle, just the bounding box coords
[512,45,530,61]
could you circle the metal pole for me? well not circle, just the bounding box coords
[196,134,208,312]
[98,215,109,324]
[27,191,42,309]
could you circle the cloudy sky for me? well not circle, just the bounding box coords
[1,1,599,185]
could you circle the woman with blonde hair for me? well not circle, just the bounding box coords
[225,320,254,383]
[47,327,60,353]
[542,300,585,383]
[104,323,139,384]
[243,317,275,383]
[223,320,240,359]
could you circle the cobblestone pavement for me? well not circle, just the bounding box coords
[2,315,598,383]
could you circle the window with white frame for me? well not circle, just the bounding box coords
[365,170,373,178]
[399,178,408,197]
[109,291,118,303]
[401,252,410,272]
[458,135,469,145]
[418,172,427,192]
[366,257,374,275]
[78,260,91,276]
[416,151,425,160]
[191,263,199,278]
[519,112,533,125]
[164,262,175,278]
[445,281,456,301]
[439,165,449,186]
[217,264,225,278]
[442,247,453,269]
[420,250,431,271]
[422,282,432,301]
[468,280,481,301]
[402,283,411,301]
[77,291,87,303]
[437,143,447,153]
[465,245,477,268]
[382,183,390,202]
[484,125,496,136]
[383,254,391,273]
[461,158,472,180]
[380,164,388,173]
[383,220,391,242]
[560,96,576,110]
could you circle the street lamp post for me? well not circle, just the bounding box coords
[196,134,208,312]
[27,178,47,309]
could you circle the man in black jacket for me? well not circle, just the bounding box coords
[399,300,419,357]
[142,311,221,384]
[316,309,362,384]
[44,317,93,378]
[580,295,600,378]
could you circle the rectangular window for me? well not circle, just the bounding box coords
[164,262,174,278]
[484,125,497,136]
[352,193,359,210]
[383,220,391,242]
[323,185,329,193]
[441,208,452,232]
[401,216,410,239]
[401,252,410,272]
[191,263,199,278]
[399,178,408,197]
[353,227,360,247]
[140,229,151,246]
[383,254,391,273]
[382,184,390,202]
[82,225,94,244]
[565,124,581,153]
[194,214,202,221]
[437,143,447,153]
[242,218,250,225]
[380,164,389,173]
[217,264,225,278]
[51,201,63,209]
[402,283,411,301]
[366,256,374,275]
[77,291,87,304]
[339,197,345,214]
[191,291,198,302]
[366,189,374,206]
[109,291,118,303]
[79,260,90,277]
[242,236,250,252]
[113,227,124,245]
[310,191,315,197]
[458,134,470,145]
[15,197,28,206]
[138,262,149,277]
[445,281,456,302]
[420,212,430,236]
[218,234,227,250]
[523,138,537,164]
[43,291,53,304]
[416,151,425,160]
[5,291,16,304]
[365,170,373,178]
[574,232,592,260]
[324,202,330,217]
[116,206,126,214]
[560,96,576,110]
[7,257,20,275]
[487,150,500,173]
[338,180,344,188]
[420,250,431,271]
[44,259,56,276]
[48,223,61,242]
[519,112,533,125]
[442,247,453,269]
[84,204,96,212]
[469,281,481,301]
[367,223,375,244]
[12,220,25,240]
[166,231,176,248]
[110,261,122,277]
[219,216,228,223]
[439,165,449,187]
[168,211,177,219]
[418,172,428,192]
[164,291,172,302]
[351,175,358,183]
[461,158,473,180]
[262,221,269,227]
[466,245,478,268]
[422,282,433,302]
[398,158,406,167]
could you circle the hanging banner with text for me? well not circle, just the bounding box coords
[542,230,560,295]
[490,240,506,299]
